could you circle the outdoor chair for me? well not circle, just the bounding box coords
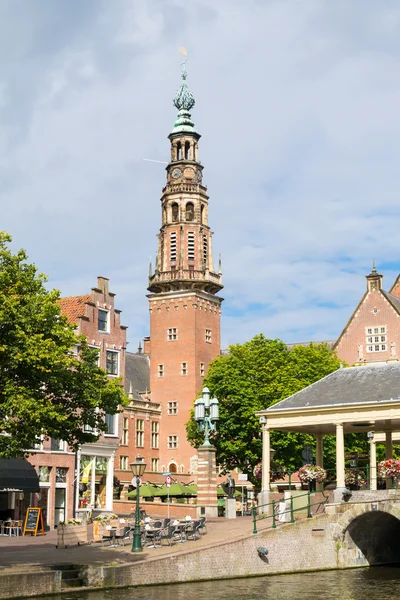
[159,525,177,546]
[113,525,133,546]
[186,520,202,540]
[162,517,171,528]
[152,520,162,528]
[143,526,162,548]
[198,517,207,535]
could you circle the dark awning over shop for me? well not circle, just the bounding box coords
[0,459,40,493]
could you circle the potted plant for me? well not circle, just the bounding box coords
[297,464,327,490]
[57,519,88,548]
[345,469,367,490]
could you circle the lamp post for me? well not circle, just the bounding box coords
[194,387,219,444]
[130,454,146,552]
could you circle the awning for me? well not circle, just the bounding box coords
[0,459,40,493]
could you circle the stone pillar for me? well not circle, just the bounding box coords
[369,440,377,491]
[196,445,218,518]
[385,431,393,459]
[258,425,271,512]
[106,453,115,512]
[334,423,346,502]
[316,434,324,492]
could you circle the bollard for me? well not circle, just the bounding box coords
[252,506,257,535]
[290,495,294,523]
[272,500,276,529]
[307,491,312,518]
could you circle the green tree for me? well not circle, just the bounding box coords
[0,232,127,457]
[186,334,346,483]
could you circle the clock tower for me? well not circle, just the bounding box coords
[147,67,223,475]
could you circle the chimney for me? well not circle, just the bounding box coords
[143,336,151,357]
[97,276,109,294]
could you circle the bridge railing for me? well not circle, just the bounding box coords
[252,490,330,535]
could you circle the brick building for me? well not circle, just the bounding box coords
[27,276,128,527]
[334,264,400,366]
[145,67,223,475]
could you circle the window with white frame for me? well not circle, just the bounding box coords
[158,364,164,377]
[98,309,109,332]
[168,327,178,341]
[104,413,116,435]
[170,232,177,262]
[120,455,129,470]
[122,417,129,445]
[151,421,159,448]
[136,419,144,447]
[205,329,212,343]
[106,350,119,375]
[200,362,205,377]
[366,325,387,352]
[151,458,159,472]
[33,434,44,451]
[51,439,65,451]
[181,362,188,375]
[168,435,178,449]
[168,401,178,415]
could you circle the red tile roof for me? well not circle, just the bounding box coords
[58,294,92,325]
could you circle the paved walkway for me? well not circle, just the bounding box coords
[0,517,259,571]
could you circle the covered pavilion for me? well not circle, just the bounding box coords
[256,362,400,504]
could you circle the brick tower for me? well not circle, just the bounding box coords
[147,67,223,475]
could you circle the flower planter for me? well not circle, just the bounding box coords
[56,524,88,548]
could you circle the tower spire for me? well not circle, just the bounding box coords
[170,55,198,138]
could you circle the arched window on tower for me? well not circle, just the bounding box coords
[185,141,190,160]
[163,206,167,224]
[177,142,182,160]
[200,204,205,224]
[186,202,194,221]
[171,203,179,222]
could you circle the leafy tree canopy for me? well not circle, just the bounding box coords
[186,334,361,483]
[0,232,127,457]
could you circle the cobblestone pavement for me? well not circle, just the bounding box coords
[0,516,261,570]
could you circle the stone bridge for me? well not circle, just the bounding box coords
[326,490,400,567]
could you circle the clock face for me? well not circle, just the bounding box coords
[171,168,181,179]
[195,169,203,183]
[183,167,195,180]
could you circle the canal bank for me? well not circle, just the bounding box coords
[1,500,398,599]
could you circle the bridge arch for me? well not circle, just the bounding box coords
[335,503,400,565]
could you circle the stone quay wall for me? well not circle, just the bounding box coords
[83,514,338,589]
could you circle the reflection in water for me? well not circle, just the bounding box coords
[49,567,400,600]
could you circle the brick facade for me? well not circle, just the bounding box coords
[334,267,400,366]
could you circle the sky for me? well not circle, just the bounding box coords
[1,0,400,350]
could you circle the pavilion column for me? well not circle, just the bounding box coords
[334,423,346,502]
[385,431,393,459]
[369,438,377,491]
[258,424,271,513]
[315,434,324,492]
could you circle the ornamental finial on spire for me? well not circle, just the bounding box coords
[169,48,199,138]
[173,47,195,112]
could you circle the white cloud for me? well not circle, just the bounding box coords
[1,0,400,349]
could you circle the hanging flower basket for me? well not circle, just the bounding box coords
[345,470,367,489]
[378,459,400,479]
[297,464,327,484]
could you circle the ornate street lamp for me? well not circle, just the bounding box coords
[194,387,219,445]
[130,454,146,552]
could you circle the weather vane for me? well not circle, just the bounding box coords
[179,46,188,75]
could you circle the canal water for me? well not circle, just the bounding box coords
[52,566,400,600]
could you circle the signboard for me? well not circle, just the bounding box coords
[165,475,172,487]
[23,507,45,537]
[238,474,248,482]
[131,477,142,488]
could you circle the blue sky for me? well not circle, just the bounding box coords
[2,0,400,349]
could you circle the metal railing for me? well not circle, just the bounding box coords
[252,490,330,535]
